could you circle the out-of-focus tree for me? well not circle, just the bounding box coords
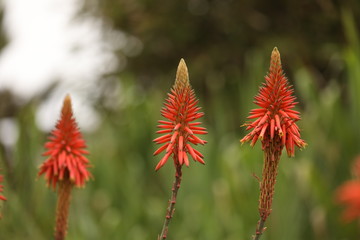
[94,0,359,86]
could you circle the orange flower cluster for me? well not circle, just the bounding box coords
[38,95,92,189]
[241,47,306,156]
[336,156,360,222]
[153,59,207,171]
[0,174,6,201]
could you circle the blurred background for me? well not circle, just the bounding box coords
[0,0,360,239]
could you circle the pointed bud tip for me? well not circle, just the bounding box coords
[179,58,186,65]
[62,94,73,114]
[64,94,71,102]
[270,47,282,72]
[271,47,281,61]
[175,58,190,90]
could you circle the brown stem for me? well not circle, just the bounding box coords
[258,148,280,221]
[254,142,281,240]
[158,164,182,240]
[253,218,266,240]
[55,178,73,240]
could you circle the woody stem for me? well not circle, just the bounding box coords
[158,164,182,240]
[55,178,73,240]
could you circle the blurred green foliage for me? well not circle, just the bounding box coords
[1,0,360,239]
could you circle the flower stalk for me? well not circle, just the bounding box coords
[55,176,72,240]
[158,164,182,240]
[259,142,281,222]
[154,59,207,239]
[38,95,92,240]
[254,218,266,240]
[241,47,306,240]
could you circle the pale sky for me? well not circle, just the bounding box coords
[0,0,122,132]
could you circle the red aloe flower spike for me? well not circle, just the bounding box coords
[0,174,6,201]
[38,95,92,189]
[336,180,360,222]
[153,58,207,171]
[240,48,306,240]
[155,59,207,240]
[38,95,92,240]
[335,156,360,222]
[0,173,5,219]
[241,47,306,153]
